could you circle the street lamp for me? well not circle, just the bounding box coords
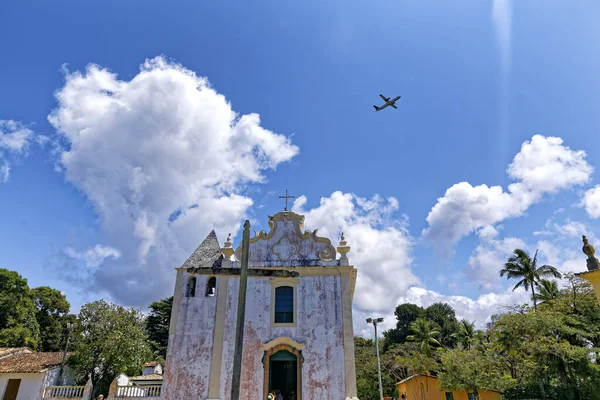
[366,317,384,400]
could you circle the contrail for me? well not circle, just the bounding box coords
[492,0,512,167]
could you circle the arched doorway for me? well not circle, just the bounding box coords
[262,338,304,400]
[269,350,297,398]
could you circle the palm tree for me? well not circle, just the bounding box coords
[452,319,476,349]
[533,279,560,305]
[406,317,441,355]
[500,249,562,311]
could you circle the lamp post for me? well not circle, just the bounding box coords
[367,317,384,400]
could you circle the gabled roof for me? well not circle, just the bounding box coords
[130,374,163,381]
[396,374,502,393]
[143,361,159,367]
[182,230,223,270]
[396,373,437,385]
[0,348,32,359]
[0,352,69,373]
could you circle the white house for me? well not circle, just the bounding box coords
[0,350,75,400]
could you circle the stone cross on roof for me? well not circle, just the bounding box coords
[278,189,295,211]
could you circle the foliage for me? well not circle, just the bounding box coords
[406,318,441,356]
[533,279,560,305]
[384,303,424,349]
[68,300,152,397]
[424,302,460,348]
[452,319,476,349]
[0,268,40,349]
[381,342,437,383]
[146,296,173,358]
[31,286,70,352]
[355,337,397,400]
[500,249,562,311]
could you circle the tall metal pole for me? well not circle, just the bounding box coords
[367,318,384,400]
[374,321,384,400]
[231,220,251,400]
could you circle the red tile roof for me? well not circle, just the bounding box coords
[130,374,163,381]
[0,352,70,373]
[0,348,32,359]
[143,361,159,367]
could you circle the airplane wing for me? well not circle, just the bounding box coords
[391,104,398,109]
[379,94,389,101]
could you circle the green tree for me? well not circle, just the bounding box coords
[500,249,562,311]
[452,319,476,349]
[355,337,397,400]
[383,303,424,349]
[533,279,560,306]
[68,300,152,397]
[31,286,70,352]
[0,268,40,349]
[382,342,438,383]
[406,317,440,356]
[438,348,509,400]
[146,296,173,358]
[424,302,460,348]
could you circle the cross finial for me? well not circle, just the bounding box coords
[279,189,295,211]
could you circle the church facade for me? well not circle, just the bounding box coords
[162,211,360,400]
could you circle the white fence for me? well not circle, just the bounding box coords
[43,385,85,398]
[114,385,161,398]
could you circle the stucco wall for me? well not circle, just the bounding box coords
[163,273,217,400]
[0,373,45,400]
[165,271,346,400]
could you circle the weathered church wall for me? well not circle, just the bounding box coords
[218,274,346,400]
[163,273,217,400]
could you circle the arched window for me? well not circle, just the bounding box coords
[206,277,217,297]
[186,276,196,297]
[274,286,294,323]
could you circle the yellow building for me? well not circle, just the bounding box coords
[396,374,502,400]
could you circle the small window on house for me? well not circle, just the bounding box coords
[206,277,216,297]
[186,277,196,297]
[274,286,294,323]
[467,393,476,400]
[445,393,454,400]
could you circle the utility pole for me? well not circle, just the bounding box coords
[230,220,251,400]
[59,322,74,380]
[366,317,384,400]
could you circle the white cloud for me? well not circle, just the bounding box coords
[48,56,299,306]
[292,192,419,321]
[582,185,600,219]
[465,231,525,290]
[64,245,122,268]
[354,285,531,337]
[423,135,592,255]
[0,119,38,182]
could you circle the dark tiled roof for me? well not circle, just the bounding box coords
[143,361,159,367]
[0,348,32,359]
[183,230,223,270]
[130,374,163,381]
[0,352,69,373]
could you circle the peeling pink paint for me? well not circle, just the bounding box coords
[163,212,355,400]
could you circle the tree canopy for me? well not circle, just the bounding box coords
[0,268,40,349]
[68,300,152,397]
[146,296,173,358]
[31,286,70,352]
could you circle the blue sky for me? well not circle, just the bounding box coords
[1,0,600,333]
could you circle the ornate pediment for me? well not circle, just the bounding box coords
[233,211,338,267]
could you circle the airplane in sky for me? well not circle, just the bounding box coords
[373,94,401,112]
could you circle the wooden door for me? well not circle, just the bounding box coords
[2,379,21,400]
